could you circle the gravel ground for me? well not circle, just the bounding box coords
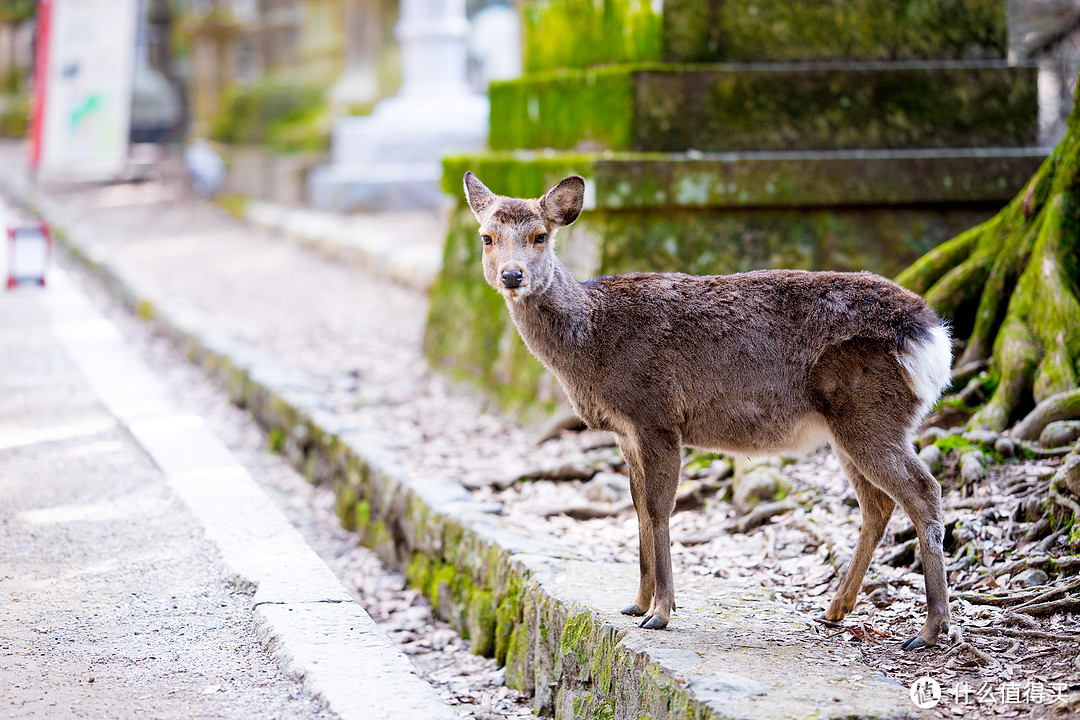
[4,143,1078,719]
[0,286,335,720]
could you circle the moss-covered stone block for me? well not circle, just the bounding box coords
[520,0,1006,71]
[489,62,1038,152]
[521,0,661,74]
[662,0,1007,63]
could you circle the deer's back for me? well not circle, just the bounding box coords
[565,269,940,453]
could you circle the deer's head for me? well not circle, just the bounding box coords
[463,172,585,300]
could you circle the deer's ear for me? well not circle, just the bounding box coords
[464,172,495,221]
[541,176,585,227]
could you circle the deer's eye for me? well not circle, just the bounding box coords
[481,234,493,246]
[534,233,548,244]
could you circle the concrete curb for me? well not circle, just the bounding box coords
[12,182,921,720]
[34,254,455,720]
[241,199,444,293]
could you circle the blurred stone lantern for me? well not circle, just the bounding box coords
[6,222,51,289]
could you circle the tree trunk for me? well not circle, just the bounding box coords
[896,82,1080,432]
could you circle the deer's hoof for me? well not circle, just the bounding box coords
[901,635,930,651]
[620,604,646,617]
[639,614,668,630]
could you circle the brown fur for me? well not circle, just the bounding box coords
[464,172,952,648]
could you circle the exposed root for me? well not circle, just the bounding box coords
[897,90,1080,433]
[1010,596,1080,615]
[1017,440,1076,457]
[943,641,1001,667]
[1050,488,1080,518]
[727,498,798,534]
[955,555,1051,590]
[964,625,1080,642]
[1011,389,1080,440]
[1010,576,1080,612]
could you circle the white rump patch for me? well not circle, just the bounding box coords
[897,324,952,419]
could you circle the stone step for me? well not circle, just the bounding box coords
[489,61,1037,152]
[521,0,1007,73]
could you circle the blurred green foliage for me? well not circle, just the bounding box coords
[0,0,35,23]
[209,76,330,154]
[0,94,27,137]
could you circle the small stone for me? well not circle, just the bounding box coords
[959,452,985,484]
[582,473,627,503]
[994,436,1017,459]
[1039,420,1080,448]
[917,427,946,450]
[732,466,791,514]
[964,428,1000,446]
[919,445,943,474]
[1012,568,1049,588]
[1057,452,1080,497]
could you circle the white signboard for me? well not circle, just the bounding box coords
[33,0,137,180]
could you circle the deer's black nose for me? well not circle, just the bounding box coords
[501,269,523,288]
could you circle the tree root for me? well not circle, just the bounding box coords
[899,96,1080,432]
[943,641,1000,667]
[964,625,1080,642]
[953,589,1041,606]
[1010,596,1080,615]
[727,498,798,534]
[1011,389,1080,441]
[1009,576,1080,611]
[1050,488,1080,518]
[1017,441,1076,457]
[954,555,1080,590]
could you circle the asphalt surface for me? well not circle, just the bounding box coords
[0,281,339,719]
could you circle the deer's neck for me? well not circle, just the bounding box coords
[506,262,595,370]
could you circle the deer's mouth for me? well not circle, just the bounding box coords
[500,283,531,299]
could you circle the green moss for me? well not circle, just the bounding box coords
[521,0,661,73]
[504,623,530,691]
[468,589,497,656]
[494,574,524,664]
[135,299,155,322]
[560,608,594,665]
[267,427,285,453]
[661,0,1007,63]
[210,75,330,154]
[216,194,251,219]
[0,94,28,137]
[489,63,1036,152]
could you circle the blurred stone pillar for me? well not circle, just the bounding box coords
[329,0,381,106]
[308,0,489,211]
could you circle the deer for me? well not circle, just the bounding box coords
[463,172,954,650]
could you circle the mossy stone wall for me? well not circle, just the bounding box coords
[662,0,1007,63]
[520,0,1007,73]
[489,63,1038,152]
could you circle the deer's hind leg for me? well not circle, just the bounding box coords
[830,435,951,649]
[822,450,895,623]
[817,341,950,649]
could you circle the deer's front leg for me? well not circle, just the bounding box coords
[624,431,681,630]
[620,443,654,616]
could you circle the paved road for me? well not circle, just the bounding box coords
[0,282,337,718]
